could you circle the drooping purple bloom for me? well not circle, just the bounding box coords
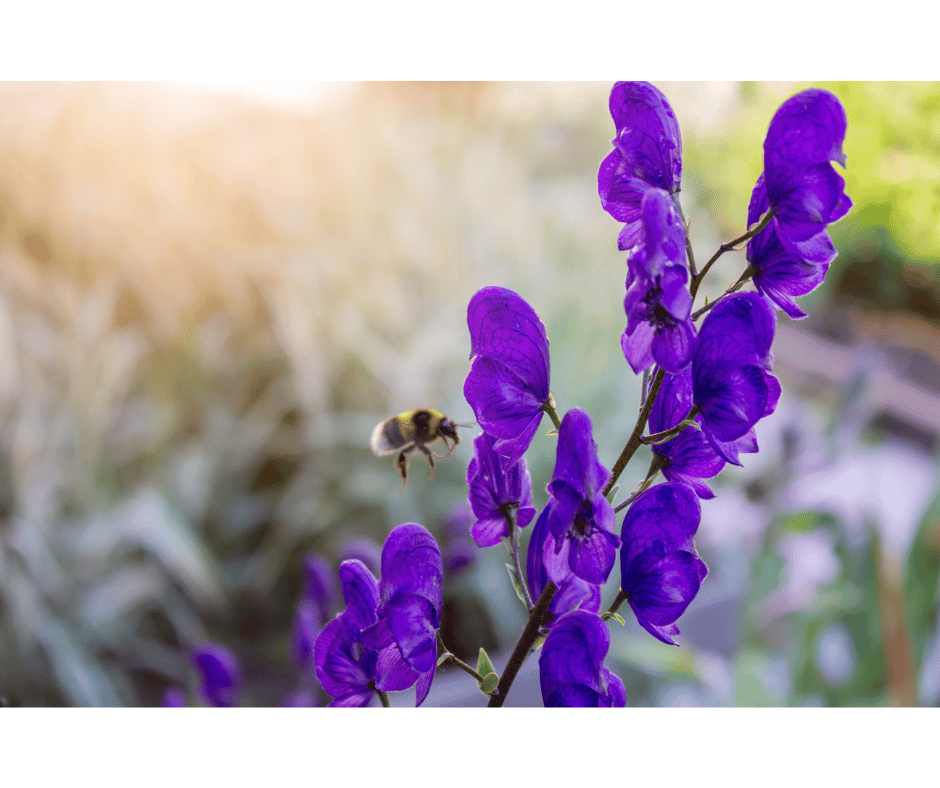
[302,553,338,620]
[162,687,187,707]
[691,292,781,465]
[598,81,683,252]
[192,643,241,707]
[620,483,708,646]
[544,408,620,585]
[315,533,440,707]
[526,501,601,621]
[746,174,832,319]
[539,609,627,707]
[649,367,725,499]
[761,89,852,263]
[466,432,536,547]
[464,286,551,466]
[621,189,697,374]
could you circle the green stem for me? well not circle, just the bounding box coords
[613,453,666,513]
[691,264,758,321]
[603,367,666,498]
[503,505,533,610]
[487,580,557,707]
[603,589,629,619]
[543,396,562,430]
[377,688,391,707]
[436,634,486,682]
[689,208,773,300]
[640,405,701,445]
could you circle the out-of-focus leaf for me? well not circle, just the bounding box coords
[903,487,940,669]
[610,633,696,678]
[734,650,791,707]
[78,565,167,630]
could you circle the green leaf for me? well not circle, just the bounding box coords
[437,653,450,667]
[478,672,499,694]
[476,648,496,678]
[606,483,620,504]
[610,613,626,626]
[505,563,528,606]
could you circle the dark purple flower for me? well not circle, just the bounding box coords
[339,537,382,577]
[746,174,832,319]
[598,81,682,251]
[691,292,781,465]
[544,408,620,585]
[762,89,852,263]
[441,504,477,575]
[466,432,536,547]
[620,483,708,646]
[526,501,601,621]
[162,687,187,707]
[291,599,321,671]
[649,367,725,499]
[539,609,627,707]
[464,286,551,466]
[192,643,241,708]
[620,189,697,374]
[316,555,436,707]
[302,553,338,620]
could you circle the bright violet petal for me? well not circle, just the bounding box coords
[380,523,443,616]
[698,364,770,443]
[568,525,618,585]
[415,664,435,707]
[694,292,776,374]
[764,89,848,175]
[603,669,628,707]
[548,408,611,501]
[192,643,241,708]
[621,482,702,572]
[337,560,380,630]
[470,516,507,548]
[539,610,611,697]
[544,683,602,707]
[621,319,656,374]
[329,689,375,708]
[383,594,439,673]
[374,643,421,692]
[467,286,550,400]
[315,618,371,700]
[651,317,697,374]
[627,551,707,628]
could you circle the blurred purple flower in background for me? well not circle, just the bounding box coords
[464,286,551,466]
[192,643,241,707]
[466,432,536,548]
[598,81,683,251]
[539,609,627,707]
[301,553,338,621]
[339,537,383,577]
[162,687,187,707]
[619,483,707,646]
[543,408,619,585]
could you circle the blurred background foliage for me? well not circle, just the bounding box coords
[0,81,939,707]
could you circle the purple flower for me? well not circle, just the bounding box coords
[162,687,187,707]
[691,292,781,465]
[291,599,321,671]
[539,609,627,707]
[466,432,536,547]
[192,643,241,707]
[526,502,601,621]
[281,689,316,707]
[649,367,725,499]
[746,174,832,319]
[315,523,443,707]
[302,553,338,620]
[598,81,682,252]
[621,189,697,374]
[761,89,852,263]
[620,483,708,646]
[441,504,477,575]
[543,408,620,585]
[464,286,551,466]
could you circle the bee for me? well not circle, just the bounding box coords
[370,409,461,492]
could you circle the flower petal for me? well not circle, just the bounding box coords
[380,523,443,617]
[337,560,380,631]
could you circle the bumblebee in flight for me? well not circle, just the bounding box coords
[370,409,460,492]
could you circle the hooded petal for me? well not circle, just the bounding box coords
[651,316,698,374]
[764,89,848,175]
[539,610,614,705]
[693,292,776,375]
[464,355,545,466]
[467,286,550,401]
[380,523,443,617]
[314,617,372,700]
[627,550,708,645]
[697,364,771,443]
[382,593,439,673]
[337,559,380,631]
[547,408,610,501]
[620,482,702,573]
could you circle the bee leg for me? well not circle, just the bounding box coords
[416,443,436,482]
[396,451,409,493]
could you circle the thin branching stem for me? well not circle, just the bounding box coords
[689,208,773,300]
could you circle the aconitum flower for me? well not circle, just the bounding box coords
[621,188,696,374]
[162,687,187,707]
[598,81,682,252]
[649,367,725,499]
[761,89,852,263]
[467,432,536,547]
[291,599,321,671]
[746,174,832,319]
[526,502,601,621]
[302,553,338,621]
[464,286,551,466]
[620,483,708,645]
[441,506,478,575]
[539,609,627,707]
[316,524,443,707]
[692,292,781,465]
[543,408,619,585]
[192,643,241,707]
